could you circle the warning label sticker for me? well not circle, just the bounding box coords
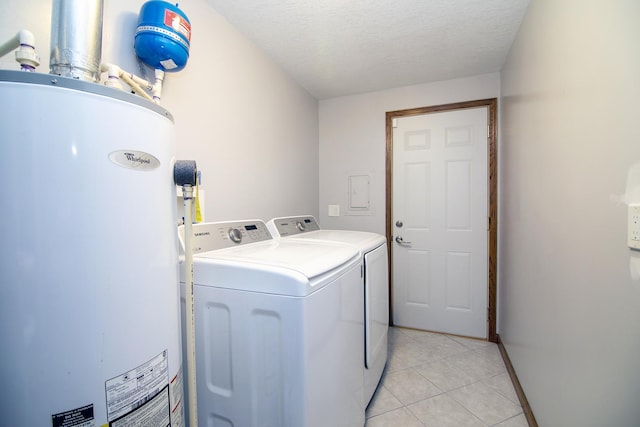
[169,368,185,427]
[105,350,169,422]
[164,9,191,41]
[52,404,95,427]
[110,386,170,427]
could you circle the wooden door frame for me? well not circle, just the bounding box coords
[385,98,498,343]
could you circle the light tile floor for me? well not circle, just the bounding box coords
[365,327,529,427]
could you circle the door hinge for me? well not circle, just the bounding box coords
[392,118,398,128]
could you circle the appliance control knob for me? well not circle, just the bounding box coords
[296,221,306,232]
[228,228,242,243]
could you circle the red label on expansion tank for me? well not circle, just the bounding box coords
[164,9,191,41]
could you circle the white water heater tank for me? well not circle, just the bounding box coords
[0,70,185,426]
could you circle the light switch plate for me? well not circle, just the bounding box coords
[328,204,340,217]
[628,204,640,249]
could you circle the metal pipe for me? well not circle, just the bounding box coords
[50,0,104,81]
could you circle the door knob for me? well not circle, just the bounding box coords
[395,220,403,228]
[395,236,412,245]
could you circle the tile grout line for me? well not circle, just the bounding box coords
[366,328,528,427]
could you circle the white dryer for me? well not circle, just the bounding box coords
[179,220,365,427]
[266,215,389,405]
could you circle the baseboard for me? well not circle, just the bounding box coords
[497,334,539,427]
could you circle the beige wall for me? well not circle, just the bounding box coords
[318,73,500,234]
[0,0,319,222]
[499,0,640,425]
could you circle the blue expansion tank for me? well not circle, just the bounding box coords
[134,1,191,72]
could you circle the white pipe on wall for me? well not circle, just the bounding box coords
[0,30,40,70]
[181,184,198,427]
[100,62,165,103]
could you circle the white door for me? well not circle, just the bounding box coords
[392,107,488,338]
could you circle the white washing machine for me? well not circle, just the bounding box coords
[266,215,389,406]
[179,220,365,427]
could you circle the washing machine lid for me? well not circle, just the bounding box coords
[196,238,358,280]
[182,220,361,296]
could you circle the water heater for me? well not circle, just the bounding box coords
[0,70,185,426]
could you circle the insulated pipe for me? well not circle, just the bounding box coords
[174,160,198,427]
[0,30,40,70]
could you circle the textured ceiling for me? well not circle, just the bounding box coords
[205,0,531,99]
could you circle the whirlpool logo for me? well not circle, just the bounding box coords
[109,150,160,171]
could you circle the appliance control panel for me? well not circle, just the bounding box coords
[179,220,273,253]
[270,215,321,236]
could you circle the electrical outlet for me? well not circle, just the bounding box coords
[628,204,640,249]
